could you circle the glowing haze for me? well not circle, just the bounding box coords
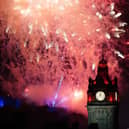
[0,0,128,115]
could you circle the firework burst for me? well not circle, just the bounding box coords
[0,0,128,114]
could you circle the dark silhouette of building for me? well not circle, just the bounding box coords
[87,57,119,129]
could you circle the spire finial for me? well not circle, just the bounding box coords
[101,43,107,61]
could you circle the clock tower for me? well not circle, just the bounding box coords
[87,58,119,129]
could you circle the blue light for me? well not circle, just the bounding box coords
[0,98,4,108]
[15,99,21,108]
[52,100,56,107]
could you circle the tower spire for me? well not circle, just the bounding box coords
[87,49,119,129]
[101,43,106,61]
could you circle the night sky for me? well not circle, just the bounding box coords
[0,0,129,129]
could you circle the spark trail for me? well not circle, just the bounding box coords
[52,75,64,107]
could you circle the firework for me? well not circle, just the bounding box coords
[0,0,128,115]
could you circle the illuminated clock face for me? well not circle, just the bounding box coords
[96,91,105,101]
